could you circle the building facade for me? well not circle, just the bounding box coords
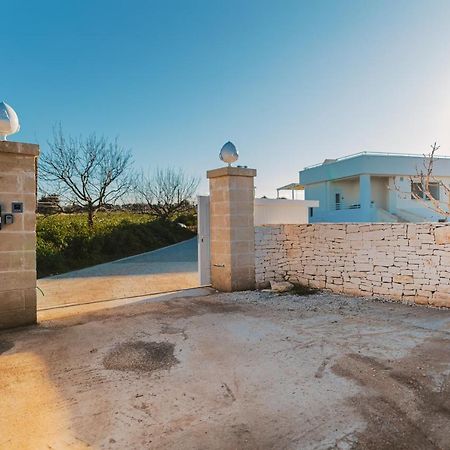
[300,152,450,223]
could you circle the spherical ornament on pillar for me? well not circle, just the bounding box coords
[0,102,20,141]
[219,141,239,166]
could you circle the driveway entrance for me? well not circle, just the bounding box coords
[37,237,199,309]
[2,290,450,449]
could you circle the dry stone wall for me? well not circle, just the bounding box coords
[255,223,450,308]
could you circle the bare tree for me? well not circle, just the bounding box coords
[407,142,450,219]
[136,167,199,221]
[39,126,134,228]
[393,143,449,220]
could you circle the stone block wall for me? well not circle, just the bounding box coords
[255,223,450,308]
[0,141,39,328]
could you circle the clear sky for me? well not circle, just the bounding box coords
[4,0,450,197]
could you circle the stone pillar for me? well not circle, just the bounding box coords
[207,166,256,292]
[359,174,371,212]
[0,141,39,329]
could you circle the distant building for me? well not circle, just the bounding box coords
[299,152,450,223]
[37,194,61,214]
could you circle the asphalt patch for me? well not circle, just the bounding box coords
[103,340,178,373]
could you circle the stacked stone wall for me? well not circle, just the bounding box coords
[255,223,450,307]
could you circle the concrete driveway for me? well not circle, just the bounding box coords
[1,290,450,449]
[37,237,199,309]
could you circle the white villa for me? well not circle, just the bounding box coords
[298,152,450,223]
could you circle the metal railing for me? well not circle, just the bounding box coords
[333,201,376,211]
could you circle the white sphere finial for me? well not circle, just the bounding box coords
[0,102,20,141]
[219,141,239,166]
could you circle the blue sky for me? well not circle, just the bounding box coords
[4,0,450,196]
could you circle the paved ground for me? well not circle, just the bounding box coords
[1,289,450,449]
[37,238,199,309]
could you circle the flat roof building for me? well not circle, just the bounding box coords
[299,152,450,223]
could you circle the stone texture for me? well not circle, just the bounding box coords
[255,223,450,308]
[208,166,256,292]
[435,226,450,245]
[0,141,39,329]
[270,280,294,293]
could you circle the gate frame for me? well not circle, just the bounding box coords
[197,195,211,285]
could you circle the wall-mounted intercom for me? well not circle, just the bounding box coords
[12,202,23,213]
[4,214,13,225]
[0,202,23,229]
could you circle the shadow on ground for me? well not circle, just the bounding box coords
[1,291,450,449]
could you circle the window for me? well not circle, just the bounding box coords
[411,181,440,200]
[429,183,440,200]
[335,193,341,210]
[411,182,422,199]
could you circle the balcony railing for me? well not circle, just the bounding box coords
[333,201,376,211]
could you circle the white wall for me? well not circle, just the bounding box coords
[310,207,377,223]
[305,174,449,222]
[304,181,328,207]
[300,153,450,185]
[393,175,450,221]
[371,176,389,209]
[254,198,319,225]
[330,178,359,208]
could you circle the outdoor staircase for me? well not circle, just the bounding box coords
[376,208,403,223]
[375,207,428,223]
[394,209,428,223]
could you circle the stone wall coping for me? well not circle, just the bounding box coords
[0,141,40,157]
[207,166,257,179]
[256,222,450,226]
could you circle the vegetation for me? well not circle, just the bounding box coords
[135,167,200,221]
[409,142,449,219]
[37,211,196,278]
[39,126,134,228]
[37,128,200,277]
[394,142,449,220]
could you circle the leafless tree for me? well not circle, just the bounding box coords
[407,142,450,219]
[39,126,134,228]
[136,167,200,221]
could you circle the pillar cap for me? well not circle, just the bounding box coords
[0,141,39,156]
[207,166,256,179]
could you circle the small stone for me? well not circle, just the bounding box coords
[270,280,294,293]
[435,226,450,244]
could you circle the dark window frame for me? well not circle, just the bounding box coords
[411,181,440,201]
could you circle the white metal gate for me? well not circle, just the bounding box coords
[197,195,211,285]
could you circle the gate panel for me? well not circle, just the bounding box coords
[197,195,211,285]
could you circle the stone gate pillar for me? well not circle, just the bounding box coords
[207,166,256,292]
[0,141,39,329]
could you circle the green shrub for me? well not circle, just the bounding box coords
[37,212,195,278]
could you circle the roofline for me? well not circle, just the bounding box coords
[304,151,450,170]
[255,198,319,207]
[276,183,304,191]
